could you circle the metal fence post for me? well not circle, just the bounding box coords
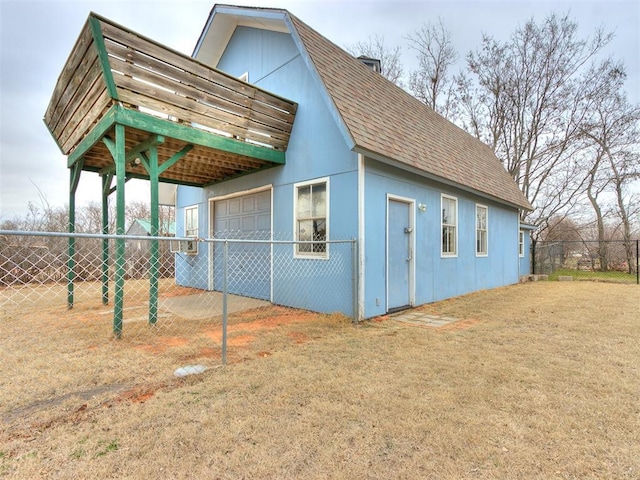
[351,239,358,322]
[636,240,640,285]
[222,240,228,365]
[531,239,536,275]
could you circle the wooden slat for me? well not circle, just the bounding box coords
[116,87,289,150]
[126,128,270,170]
[82,132,271,186]
[48,12,297,181]
[186,153,265,171]
[48,42,100,133]
[111,58,252,126]
[107,50,294,139]
[61,90,112,154]
[162,161,243,179]
[59,78,109,152]
[45,23,94,125]
[106,40,253,109]
[111,52,292,134]
[67,107,117,167]
[98,17,296,116]
[116,85,290,148]
[155,145,265,170]
[115,107,285,164]
[52,57,104,140]
[105,40,295,128]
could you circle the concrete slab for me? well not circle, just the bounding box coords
[389,310,460,328]
[160,291,270,320]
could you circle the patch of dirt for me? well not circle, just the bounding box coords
[227,334,255,346]
[1,383,127,426]
[287,331,310,344]
[114,383,167,404]
[133,336,189,354]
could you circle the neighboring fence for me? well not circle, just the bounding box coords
[533,239,639,284]
[0,231,357,365]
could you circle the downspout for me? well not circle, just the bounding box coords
[517,216,520,279]
[357,153,365,320]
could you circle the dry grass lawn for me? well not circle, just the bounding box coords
[2,282,639,479]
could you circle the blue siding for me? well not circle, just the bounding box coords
[175,24,527,319]
[363,159,522,318]
[519,228,534,275]
[176,26,358,316]
[175,186,208,289]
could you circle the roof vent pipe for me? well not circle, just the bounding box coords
[357,55,381,74]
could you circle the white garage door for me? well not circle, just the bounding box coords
[213,190,271,236]
[212,190,271,300]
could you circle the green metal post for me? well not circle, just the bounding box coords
[113,124,126,338]
[148,146,160,325]
[101,174,111,304]
[67,169,76,309]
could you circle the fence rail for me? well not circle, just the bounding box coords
[533,239,639,284]
[1,230,357,366]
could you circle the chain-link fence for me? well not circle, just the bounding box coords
[533,239,639,284]
[1,229,356,361]
[1,230,357,428]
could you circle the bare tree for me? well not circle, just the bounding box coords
[580,66,640,273]
[455,13,616,234]
[406,18,458,117]
[346,34,404,87]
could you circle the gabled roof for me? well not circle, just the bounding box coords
[198,5,533,211]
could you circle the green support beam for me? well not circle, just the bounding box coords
[68,103,285,171]
[89,16,119,100]
[67,106,117,167]
[101,173,112,305]
[134,137,183,327]
[146,146,160,325]
[113,124,126,338]
[159,144,193,174]
[62,102,287,334]
[114,107,285,164]
[126,134,164,165]
[67,162,82,309]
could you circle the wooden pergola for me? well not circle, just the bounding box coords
[44,13,297,337]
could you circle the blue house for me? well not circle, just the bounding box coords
[174,5,533,319]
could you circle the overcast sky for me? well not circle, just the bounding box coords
[1,0,638,220]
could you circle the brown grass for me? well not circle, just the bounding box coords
[2,282,639,479]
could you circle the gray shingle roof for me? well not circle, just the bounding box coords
[288,14,533,211]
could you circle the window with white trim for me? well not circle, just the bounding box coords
[295,179,328,257]
[476,204,488,256]
[519,230,525,257]
[185,205,198,237]
[441,194,457,256]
